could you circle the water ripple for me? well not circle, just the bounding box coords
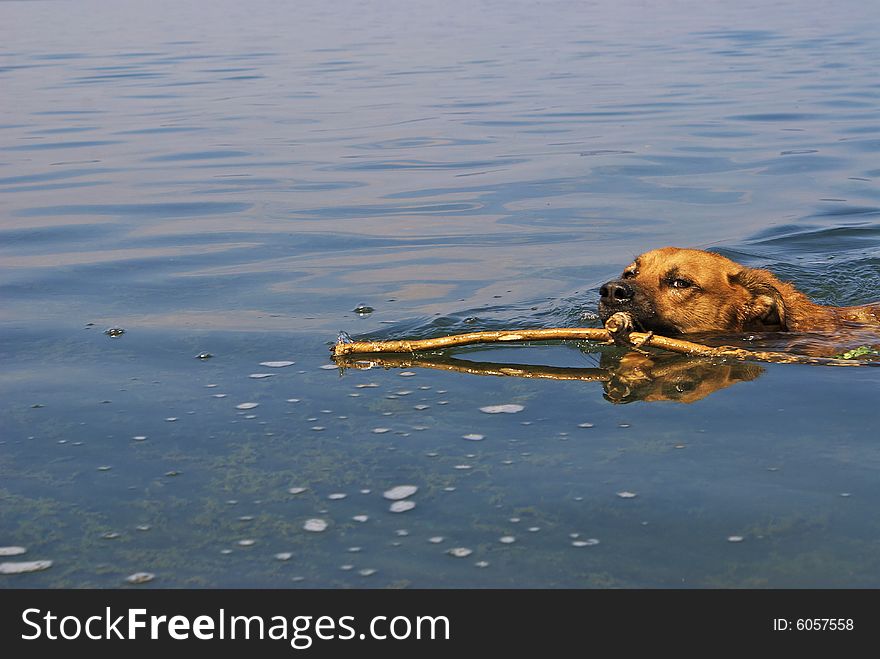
[14,202,253,218]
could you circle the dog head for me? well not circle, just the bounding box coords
[598,247,788,334]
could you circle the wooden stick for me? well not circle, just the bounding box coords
[332,327,610,356]
[331,312,868,367]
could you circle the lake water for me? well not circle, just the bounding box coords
[2,0,880,588]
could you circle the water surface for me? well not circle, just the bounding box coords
[2,0,880,587]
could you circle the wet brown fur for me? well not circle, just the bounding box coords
[598,247,880,334]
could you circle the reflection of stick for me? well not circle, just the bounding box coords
[334,353,612,382]
[331,312,865,367]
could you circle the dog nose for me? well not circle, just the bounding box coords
[599,280,633,303]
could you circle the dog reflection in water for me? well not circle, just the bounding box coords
[599,351,762,404]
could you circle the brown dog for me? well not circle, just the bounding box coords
[598,247,880,335]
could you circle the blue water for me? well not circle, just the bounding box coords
[2,0,880,587]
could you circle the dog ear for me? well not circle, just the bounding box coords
[728,268,787,330]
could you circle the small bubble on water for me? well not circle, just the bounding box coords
[352,305,374,316]
[448,547,473,558]
[572,539,600,547]
[125,572,155,585]
[462,433,484,441]
[195,352,213,360]
[260,361,295,368]
[428,536,445,544]
[395,529,410,537]
[132,435,147,441]
[327,493,347,500]
[288,487,307,495]
[399,371,416,377]
[238,539,256,547]
[372,427,390,434]
[165,417,178,423]
[389,500,416,513]
[0,560,52,575]
[616,491,638,499]
[236,402,259,410]
[303,519,328,533]
[578,422,595,428]
[249,373,274,379]
[0,547,26,557]
[275,552,293,561]
[320,364,338,370]
[104,327,125,338]
[727,535,744,543]
[358,568,377,577]
[353,515,369,523]
[286,398,300,403]
[97,465,112,471]
[480,404,524,414]
[499,536,516,544]
[475,561,490,568]
[136,525,151,532]
[383,485,418,501]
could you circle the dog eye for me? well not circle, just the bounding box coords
[670,278,693,289]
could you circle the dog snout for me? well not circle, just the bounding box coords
[599,280,634,305]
